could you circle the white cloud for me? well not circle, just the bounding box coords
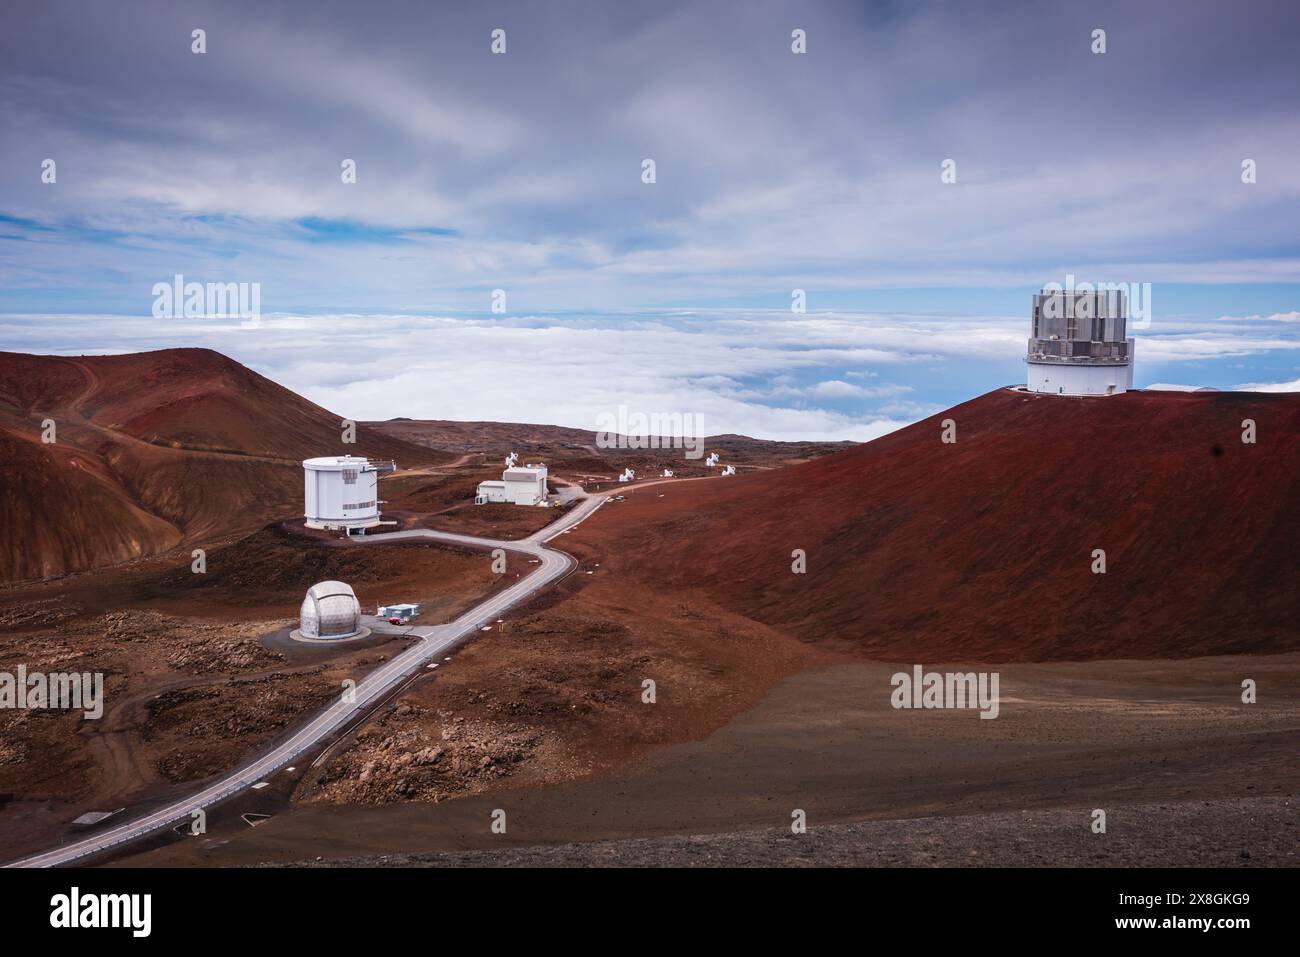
[805,379,911,399]
[1234,378,1300,392]
[1133,334,1300,362]
[805,380,867,398]
[1216,311,1300,323]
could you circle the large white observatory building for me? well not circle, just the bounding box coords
[1026,287,1135,396]
[303,455,395,532]
[296,580,364,640]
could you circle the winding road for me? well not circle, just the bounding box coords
[6,493,608,868]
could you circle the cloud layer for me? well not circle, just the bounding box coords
[5,309,1297,440]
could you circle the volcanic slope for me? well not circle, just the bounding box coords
[586,388,1300,661]
[0,349,446,582]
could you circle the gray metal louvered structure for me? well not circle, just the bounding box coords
[299,580,362,639]
[1026,287,1135,395]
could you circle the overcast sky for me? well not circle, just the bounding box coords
[1,0,1298,437]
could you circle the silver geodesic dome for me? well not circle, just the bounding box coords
[299,580,362,639]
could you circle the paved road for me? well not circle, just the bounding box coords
[6,494,607,868]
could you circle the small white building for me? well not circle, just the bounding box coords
[618,468,635,483]
[378,602,420,621]
[705,452,719,467]
[661,468,674,478]
[476,463,549,506]
[720,465,736,476]
[303,455,395,533]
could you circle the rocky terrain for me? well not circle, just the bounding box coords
[307,704,549,804]
[299,598,820,809]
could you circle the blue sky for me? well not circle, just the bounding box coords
[1,0,1298,439]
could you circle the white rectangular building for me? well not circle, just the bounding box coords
[476,463,548,506]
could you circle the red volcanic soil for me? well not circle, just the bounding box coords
[0,349,449,582]
[580,388,1300,661]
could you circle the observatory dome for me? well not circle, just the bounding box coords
[299,580,362,639]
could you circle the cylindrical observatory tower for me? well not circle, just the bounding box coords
[1026,287,1135,396]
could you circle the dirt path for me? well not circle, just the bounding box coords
[394,453,478,476]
